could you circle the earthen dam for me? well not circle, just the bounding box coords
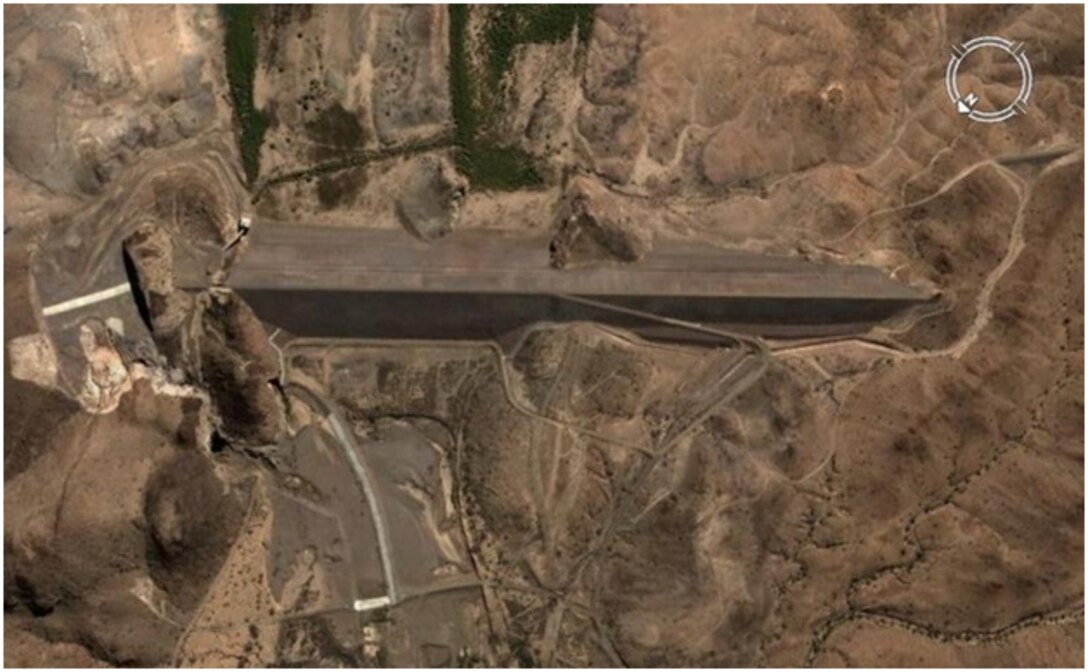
[216,223,934,344]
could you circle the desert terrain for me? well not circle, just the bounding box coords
[3,4,1084,668]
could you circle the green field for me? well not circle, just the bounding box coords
[483,5,595,87]
[448,5,595,191]
[221,5,269,187]
[221,5,595,192]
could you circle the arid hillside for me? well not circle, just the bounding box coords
[4,4,1083,668]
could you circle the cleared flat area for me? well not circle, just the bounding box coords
[225,224,930,301]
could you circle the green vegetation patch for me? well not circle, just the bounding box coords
[484,5,595,87]
[449,5,477,146]
[448,4,595,191]
[306,103,366,161]
[315,168,366,210]
[221,5,270,187]
[458,143,541,191]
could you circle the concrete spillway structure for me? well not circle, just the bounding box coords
[218,224,932,343]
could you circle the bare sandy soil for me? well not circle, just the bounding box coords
[4,3,1083,668]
